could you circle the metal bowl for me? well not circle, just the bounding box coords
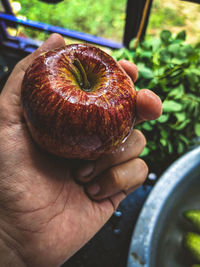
[127,146,200,267]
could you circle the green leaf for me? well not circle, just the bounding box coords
[137,63,154,79]
[189,68,200,76]
[112,49,125,61]
[157,114,170,123]
[177,141,185,154]
[175,112,186,122]
[154,67,165,77]
[182,44,194,56]
[150,120,156,125]
[148,141,157,150]
[123,48,134,62]
[171,119,190,130]
[168,43,180,55]
[160,30,172,44]
[168,142,173,154]
[171,58,187,65]
[160,138,167,146]
[141,39,152,50]
[142,122,153,131]
[176,30,186,41]
[140,147,149,157]
[195,123,200,136]
[112,48,134,62]
[129,38,137,50]
[168,84,184,99]
[160,49,171,63]
[151,37,161,52]
[161,129,168,139]
[195,42,200,49]
[163,100,182,112]
[140,51,153,59]
[179,134,189,145]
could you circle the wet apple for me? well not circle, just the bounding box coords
[21,44,136,160]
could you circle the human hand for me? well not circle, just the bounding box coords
[0,34,162,267]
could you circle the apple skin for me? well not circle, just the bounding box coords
[21,44,137,160]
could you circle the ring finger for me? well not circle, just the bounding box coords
[85,158,148,200]
[73,129,146,183]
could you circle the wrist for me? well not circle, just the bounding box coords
[0,238,26,267]
[0,228,26,267]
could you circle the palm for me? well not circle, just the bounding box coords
[0,120,118,267]
[0,34,161,267]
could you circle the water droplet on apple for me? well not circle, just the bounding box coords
[68,95,78,104]
[121,133,130,144]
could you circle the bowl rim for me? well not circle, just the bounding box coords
[127,146,200,267]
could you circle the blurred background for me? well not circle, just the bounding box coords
[0,1,200,266]
[3,0,200,44]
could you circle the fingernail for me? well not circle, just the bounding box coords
[76,163,94,178]
[86,183,100,196]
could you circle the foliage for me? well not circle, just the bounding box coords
[148,6,185,29]
[112,30,200,175]
[12,0,200,46]
[147,0,200,44]
[17,0,126,42]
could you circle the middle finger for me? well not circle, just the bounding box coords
[73,129,146,183]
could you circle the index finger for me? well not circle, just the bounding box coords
[118,60,162,123]
[135,89,162,124]
[118,60,138,83]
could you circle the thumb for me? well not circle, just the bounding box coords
[1,33,65,98]
[0,34,65,125]
[18,33,66,72]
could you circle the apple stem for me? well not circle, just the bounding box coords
[73,59,91,91]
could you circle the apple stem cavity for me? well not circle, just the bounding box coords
[73,59,91,92]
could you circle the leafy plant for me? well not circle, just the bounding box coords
[112,30,200,175]
[17,0,126,42]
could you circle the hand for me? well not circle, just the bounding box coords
[0,34,162,267]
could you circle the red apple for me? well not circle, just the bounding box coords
[21,44,137,160]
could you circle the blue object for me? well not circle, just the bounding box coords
[0,13,123,49]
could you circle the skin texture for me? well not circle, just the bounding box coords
[0,34,162,266]
[21,44,137,159]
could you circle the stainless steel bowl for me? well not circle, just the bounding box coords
[127,146,200,267]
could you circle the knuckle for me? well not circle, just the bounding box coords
[100,153,114,166]
[108,167,121,187]
[98,151,118,171]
